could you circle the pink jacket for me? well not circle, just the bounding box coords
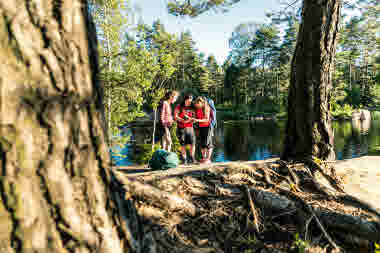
[160,101,173,126]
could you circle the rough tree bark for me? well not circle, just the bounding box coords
[0,1,137,252]
[282,0,341,161]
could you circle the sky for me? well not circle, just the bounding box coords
[131,0,282,64]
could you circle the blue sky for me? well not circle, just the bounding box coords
[131,0,281,64]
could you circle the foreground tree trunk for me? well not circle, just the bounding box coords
[0,1,137,252]
[282,0,341,161]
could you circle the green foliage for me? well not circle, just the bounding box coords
[371,111,380,120]
[90,0,379,151]
[180,87,201,98]
[375,242,380,253]
[167,0,241,17]
[331,104,354,119]
[223,18,295,111]
[168,122,182,158]
[111,132,131,149]
[131,123,181,165]
[344,86,362,108]
[276,111,287,119]
[132,144,161,164]
[220,0,378,119]
[108,41,161,129]
[240,234,258,253]
[292,233,310,253]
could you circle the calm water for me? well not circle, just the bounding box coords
[112,116,380,166]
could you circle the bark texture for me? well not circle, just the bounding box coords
[282,0,341,161]
[0,1,136,252]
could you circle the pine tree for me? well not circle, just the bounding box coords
[90,0,131,139]
[0,1,136,251]
[279,17,299,65]
[282,0,341,161]
[198,67,212,93]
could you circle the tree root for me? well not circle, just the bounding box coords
[304,159,344,193]
[245,186,261,233]
[117,175,197,216]
[114,160,380,252]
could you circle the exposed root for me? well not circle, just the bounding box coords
[246,186,261,233]
[114,160,380,252]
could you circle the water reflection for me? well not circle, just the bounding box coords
[216,120,285,162]
[112,114,380,165]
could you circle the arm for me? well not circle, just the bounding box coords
[174,106,187,123]
[160,102,167,124]
[195,106,210,123]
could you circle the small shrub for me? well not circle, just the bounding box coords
[292,233,310,253]
[331,103,353,118]
[132,143,161,164]
[276,111,287,119]
[372,111,380,120]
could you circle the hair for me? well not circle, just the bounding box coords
[194,96,209,114]
[180,93,193,107]
[162,90,179,102]
[194,96,205,106]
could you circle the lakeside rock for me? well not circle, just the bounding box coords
[352,109,371,121]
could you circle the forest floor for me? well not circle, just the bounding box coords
[114,157,380,253]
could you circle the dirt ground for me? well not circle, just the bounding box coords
[118,156,380,212]
[115,157,380,252]
[334,156,380,212]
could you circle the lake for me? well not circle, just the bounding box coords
[111,115,380,166]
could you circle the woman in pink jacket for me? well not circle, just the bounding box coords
[157,90,179,152]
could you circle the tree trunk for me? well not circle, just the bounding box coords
[282,0,341,161]
[276,70,279,105]
[152,108,157,150]
[349,56,352,91]
[105,2,113,143]
[0,1,138,252]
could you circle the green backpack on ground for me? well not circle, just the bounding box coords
[149,149,179,170]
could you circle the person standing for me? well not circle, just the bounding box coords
[157,90,179,152]
[174,94,197,164]
[193,96,214,164]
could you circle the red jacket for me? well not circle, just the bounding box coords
[174,105,194,128]
[195,108,210,127]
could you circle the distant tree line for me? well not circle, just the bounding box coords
[89,0,379,137]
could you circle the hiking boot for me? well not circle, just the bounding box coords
[200,159,211,164]
[188,157,196,164]
[181,157,188,165]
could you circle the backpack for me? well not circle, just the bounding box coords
[207,97,217,128]
[149,149,179,171]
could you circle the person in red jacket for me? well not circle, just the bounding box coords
[174,94,196,164]
[193,96,214,164]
